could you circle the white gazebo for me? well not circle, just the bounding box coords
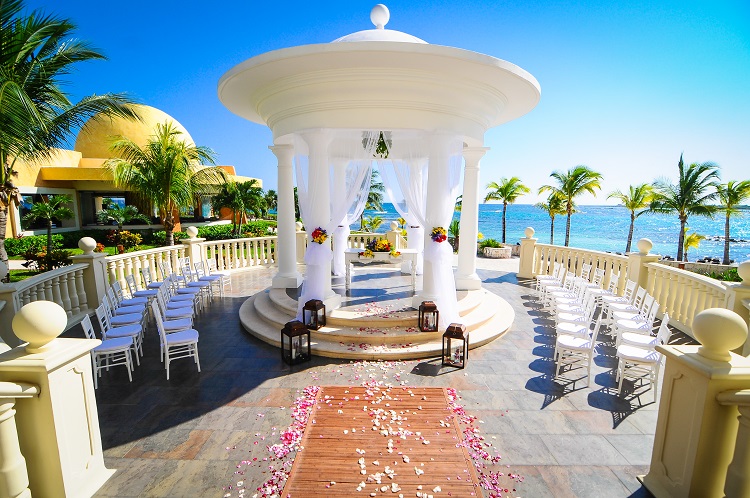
[219,5,540,355]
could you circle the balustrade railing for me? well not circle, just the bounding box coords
[105,245,186,288]
[645,262,729,335]
[198,236,276,271]
[533,243,629,293]
[11,263,89,318]
[347,233,379,249]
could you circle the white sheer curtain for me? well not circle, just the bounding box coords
[294,132,375,312]
[331,160,372,276]
[422,134,463,328]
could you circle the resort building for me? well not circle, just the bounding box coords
[5,104,259,238]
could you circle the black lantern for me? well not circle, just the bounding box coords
[442,323,468,369]
[303,299,326,330]
[281,320,311,365]
[418,301,439,332]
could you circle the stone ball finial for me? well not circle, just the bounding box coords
[636,238,653,255]
[295,221,304,231]
[186,226,199,238]
[12,301,68,353]
[371,4,390,29]
[693,308,748,362]
[738,260,750,285]
[78,237,97,254]
[390,221,398,231]
[524,227,535,238]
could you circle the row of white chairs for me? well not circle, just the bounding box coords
[537,262,672,399]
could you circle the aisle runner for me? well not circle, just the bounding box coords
[282,386,480,497]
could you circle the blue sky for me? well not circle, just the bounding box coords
[29,0,750,204]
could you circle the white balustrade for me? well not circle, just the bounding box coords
[9,263,90,317]
[105,245,186,288]
[532,243,628,293]
[646,262,729,335]
[347,233,379,249]
[198,236,277,272]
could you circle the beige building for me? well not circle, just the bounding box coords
[6,104,258,238]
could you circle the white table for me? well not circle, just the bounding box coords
[344,248,418,291]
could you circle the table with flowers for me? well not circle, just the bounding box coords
[344,248,418,291]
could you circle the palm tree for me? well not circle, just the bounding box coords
[211,182,245,237]
[97,204,149,232]
[535,193,566,245]
[22,194,73,255]
[683,229,706,262]
[650,154,720,261]
[485,177,530,243]
[361,169,385,230]
[106,123,226,246]
[240,180,266,220]
[263,189,278,217]
[539,166,602,246]
[608,183,654,253]
[0,0,138,279]
[716,180,750,264]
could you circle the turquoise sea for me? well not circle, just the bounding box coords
[353,204,750,263]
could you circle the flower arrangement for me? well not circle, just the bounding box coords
[389,249,401,258]
[359,249,374,258]
[366,238,392,252]
[430,226,447,243]
[311,227,327,244]
[94,242,106,253]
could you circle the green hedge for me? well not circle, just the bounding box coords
[5,235,63,256]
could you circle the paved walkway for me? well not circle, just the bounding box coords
[71,257,676,497]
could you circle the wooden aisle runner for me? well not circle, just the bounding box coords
[282,386,480,497]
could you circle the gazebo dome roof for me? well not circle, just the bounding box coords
[332,5,426,44]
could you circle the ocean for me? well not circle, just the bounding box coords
[352,204,750,263]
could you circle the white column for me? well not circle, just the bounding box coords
[270,144,303,289]
[301,131,340,308]
[331,159,349,277]
[455,146,488,290]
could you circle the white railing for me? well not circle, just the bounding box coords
[348,233,379,249]
[11,263,89,317]
[646,262,729,335]
[105,245,186,288]
[533,243,629,293]
[199,236,276,271]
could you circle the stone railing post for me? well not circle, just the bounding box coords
[385,221,401,250]
[716,389,750,497]
[724,261,750,355]
[295,222,306,264]
[627,238,660,290]
[0,381,39,498]
[641,308,750,497]
[69,237,108,311]
[517,227,537,279]
[181,226,206,267]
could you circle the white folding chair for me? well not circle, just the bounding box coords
[111,280,148,307]
[150,301,201,380]
[95,304,142,365]
[621,313,672,349]
[616,314,671,401]
[106,287,146,317]
[554,311,600,386]
[194,261,223,297]
[181,264,212,303]
[614,297,661,347]
[141,265,164,290]
[82,314,133,389]
[207,258,232,293]
[125,274,158,300]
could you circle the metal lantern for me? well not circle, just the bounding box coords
[303,299,326,330]
[442,323,468,369]
[418,301,439,332]
[281,320,311,365]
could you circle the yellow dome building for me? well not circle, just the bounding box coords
[7,105,258,238]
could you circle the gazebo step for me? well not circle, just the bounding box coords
[240,288,515,360]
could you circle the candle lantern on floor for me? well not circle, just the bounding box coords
[281,320,311,365]
[418,301,439,332]
[303,299,326,330]
[442,323,468,369]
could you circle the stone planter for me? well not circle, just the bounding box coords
[483,246,512,259]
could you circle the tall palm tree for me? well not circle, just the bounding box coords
[716,180,750,264]
[240,180,266,220]
[0,0,138,279]
[106,123,226,245]
[608,183,654,253]
[22,194,73,255]
[535,193,566,245]
[539,166,602,246]
[485,177,530,243]
[211,182,245,236]
[650,154,720,261]
[264,189,278,216]
[361,169,385,230]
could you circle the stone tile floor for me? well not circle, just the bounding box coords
[65,263,691,497]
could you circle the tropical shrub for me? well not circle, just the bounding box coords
[5,234,63,256]
[704,268,742,282]
[23,248,72,271]
[479,238,503,249]
[151,230,188,246]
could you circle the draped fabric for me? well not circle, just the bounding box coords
[332,162,372,276]
[294,132,374,313]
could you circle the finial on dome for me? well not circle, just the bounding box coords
[371,4,390,29]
